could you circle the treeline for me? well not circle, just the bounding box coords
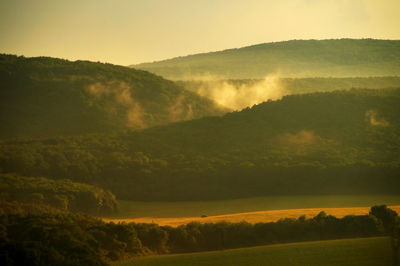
[0,54,224,139]
[0,205,397,265]
[0,174,117,215]
[1,88,399,200]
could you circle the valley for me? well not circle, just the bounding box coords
[1,39,400,266]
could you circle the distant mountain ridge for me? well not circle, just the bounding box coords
[0,54,225,139]
[133,39,400,79]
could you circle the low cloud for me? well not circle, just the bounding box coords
[365,110,389,127]
[167,95,194,122]
[87,81,146,129]
[279,130,320,146]
[275,130,321,155]
[187,75,285,110]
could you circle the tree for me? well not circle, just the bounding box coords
[391,217,400,266]
[369,205,398,234]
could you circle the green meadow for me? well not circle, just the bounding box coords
[114,237,391,266]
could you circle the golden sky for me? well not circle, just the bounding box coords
[1,0,399,65]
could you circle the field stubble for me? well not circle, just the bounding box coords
[103,195,400,227]
[104,205,400,226]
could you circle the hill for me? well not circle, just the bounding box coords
[1,88,399,201]
[114,237,391,266]
[133,39,400,79]
[0,54,225,139]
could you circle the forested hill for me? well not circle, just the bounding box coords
[133,39,400,79]
[0,54,225,139]
[1,88,399,200]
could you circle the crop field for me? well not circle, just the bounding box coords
[104,205,400,227]
[108,194,400,218]
[113,237,391,266]
[103,194,400,226]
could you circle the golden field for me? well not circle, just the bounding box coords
[104,205,400,227]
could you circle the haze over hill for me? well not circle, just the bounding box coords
[179,76,400,110]
[0,54,225,139]
[133,39,400,80]
[2,0,400,264]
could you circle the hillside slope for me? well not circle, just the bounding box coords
[1,88,399,200]
[114,237,391,266]
[0,54,224,139]
[133,39,400,79]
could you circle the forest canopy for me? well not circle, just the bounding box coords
[0,174,117,215]
[0,54,224,139]
[1,88,399,200]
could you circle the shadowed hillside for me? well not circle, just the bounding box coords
[1,88,399,200]
[0,54,225,139]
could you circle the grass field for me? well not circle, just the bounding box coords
[113,237,392,266]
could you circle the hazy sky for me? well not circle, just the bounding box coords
[1,0,399,65]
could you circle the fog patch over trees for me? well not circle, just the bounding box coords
[87,81,147,129]
[365,109,389,127]
[185,75,285,110]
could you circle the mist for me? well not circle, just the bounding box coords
[86,81,212,130]
[365,109,389,127]
[280,130,320,146]
[167,95,195,122]
[87,81,147,129]
[187,75,285,110]
[275,130,322,155]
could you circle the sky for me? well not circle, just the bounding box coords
[0,0,399,66]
